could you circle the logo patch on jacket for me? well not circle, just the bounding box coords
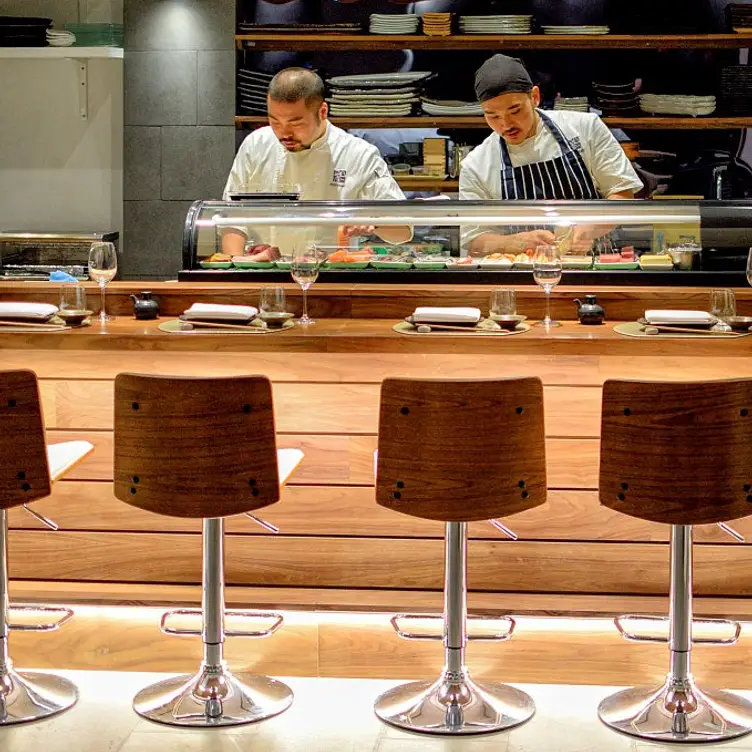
[331,169,347,186]
[568,136,583,151]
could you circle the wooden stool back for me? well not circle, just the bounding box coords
[114,373,280,519]
[600,379,752,525]
[0,369,51,510]
[376,377,547,522]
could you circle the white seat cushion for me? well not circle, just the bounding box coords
[47,441,94,483]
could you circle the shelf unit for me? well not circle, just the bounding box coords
[0,46,123,59]
[236,115,752,130]
[236,32,752,51]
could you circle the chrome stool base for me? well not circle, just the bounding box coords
[133,663,293,728]
[374,673,535,736]
[0,666,78,725]
[598,675,752,743]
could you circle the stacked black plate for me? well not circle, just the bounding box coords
[237,22,363,34]
[591,80,640,116]
[727,4,752,31]
[720,66,752,116]
[0,16,52,46]
[237,68,273,116]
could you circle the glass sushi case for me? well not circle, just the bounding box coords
[179,198,752,286]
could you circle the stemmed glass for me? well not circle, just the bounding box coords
[533,244,562,328]
[747,248,752,288]
[291,244,324,326]
[88,242,118,324]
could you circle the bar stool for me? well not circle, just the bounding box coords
[113,373,303,728]
[0,369,93,724]
[373,377,547,735]
[597,378,752,744]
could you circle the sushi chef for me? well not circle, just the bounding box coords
[222,67,410,254]
[460,54,643,255]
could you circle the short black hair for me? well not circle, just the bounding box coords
[268,68,325,108]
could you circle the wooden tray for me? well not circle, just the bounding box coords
[394,320,530,337]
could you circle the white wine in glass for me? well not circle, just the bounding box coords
[88,241,118,324]
[533,245,562,328]
[291,245,322,326]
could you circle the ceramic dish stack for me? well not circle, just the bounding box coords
[46,27,75,46]
[553,96,589,112]
[542,25,609,35]
[592,80,640,116]
[369,14,419,34]
[327,71,431,117]
[639,93,716,116]
[63,22,123,46]
[0,16,51,46]
[727,4,752,32]
[238,68,273,115]
[459,15,532,34]
[421,98,483,116]
[421,12,452,36]
[720,66,752,116]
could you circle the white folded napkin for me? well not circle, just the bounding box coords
[412,306,481,324]
[182,303,258,321]
[644,309,715,325]
[0,302,58,320]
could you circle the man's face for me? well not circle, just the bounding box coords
[482,88,540,146]
[268,98,327,152]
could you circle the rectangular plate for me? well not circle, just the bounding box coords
[324,262,370,269]
[639,263,675,271]
[199,261,233,269]
[231,259,275,269]
[370,261,413,270]
[594,262,640,270]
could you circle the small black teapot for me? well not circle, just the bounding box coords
[130,291,160,320]
[574,295,605,326]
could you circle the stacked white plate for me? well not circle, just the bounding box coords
[553,96,589,112]
[542,25,610,35]
[639,94,716,116]
[46,28,75,46]
[327,71,433,88]
[327,72,432,117]
[421,98,483,116]
[369,13,419,34]
[459,15,533,34]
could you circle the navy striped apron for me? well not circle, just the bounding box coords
[499,110,599,201]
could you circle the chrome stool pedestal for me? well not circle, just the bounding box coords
[0,509,77,724]
[598,525,752,743]
[374,522,534,735]
[133,518,293,727]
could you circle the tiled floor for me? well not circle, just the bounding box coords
[4,671,752,751]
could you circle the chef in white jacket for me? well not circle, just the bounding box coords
[222,67,410,254]
[460,55,643,255]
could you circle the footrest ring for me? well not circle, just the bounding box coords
[160,608,284,638]
[390,613,516,642]
[9,605,73,632]
[615,614,741,645]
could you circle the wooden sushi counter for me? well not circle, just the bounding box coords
[3,281,752,622]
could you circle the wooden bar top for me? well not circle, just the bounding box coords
[2,316,750,356]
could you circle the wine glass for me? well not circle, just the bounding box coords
[533,245,562,328]
[291,245,323,326]
[88,242,117,323]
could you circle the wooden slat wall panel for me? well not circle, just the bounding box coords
[11,483,747,544]
[38,380,603,437]
[47,430,599,488]
[7,531,752,596]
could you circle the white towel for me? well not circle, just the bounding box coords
[644,310,715,325]
[412,306,481,324]
[0,302,58,320]
[182,303,258,321]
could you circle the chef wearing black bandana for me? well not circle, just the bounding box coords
[460,54,643,255]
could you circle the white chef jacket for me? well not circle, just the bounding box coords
[222,121,405,251]
[460,111,643,201]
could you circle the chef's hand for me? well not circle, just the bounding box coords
[516,230,556,252]
[340,224,413,245]
[571,225,614,253]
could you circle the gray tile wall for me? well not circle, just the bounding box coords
[123,0,236,279]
